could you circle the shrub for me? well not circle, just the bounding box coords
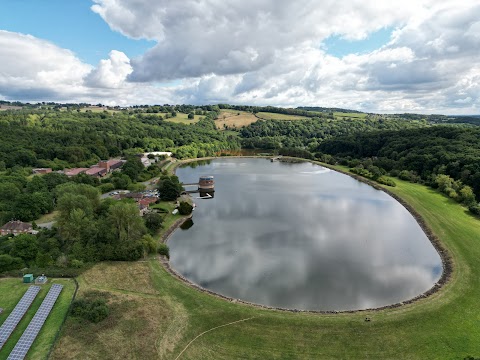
[70,259,84,268]
[157,243,170,258]
[0,254,24,273]
[178,201,193,215]
[71,292,109,323]
[377,176,396,187]
[98,183,115,194]
[469,204,480,216]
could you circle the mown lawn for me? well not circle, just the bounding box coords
[0,278,76,360]
[51,173,480,359]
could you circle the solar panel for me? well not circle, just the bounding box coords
[6,284,63,360]
[0,286,41,350]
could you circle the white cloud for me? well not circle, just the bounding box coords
[85,50,133,89]
[0,30,92,100]
[0,0,479,114]
[91,0,433,81]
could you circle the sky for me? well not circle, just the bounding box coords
[0,0,479,114]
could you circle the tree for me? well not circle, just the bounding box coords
[188,112,195,119]
[460,186,476,205]
[0,254,24,272]
[144,212,163,233]
[10,234,38,264]
[122,156,144,182]
[435,174,454,193]
[56,183,100,209]
[178,201,193,215]
[158,175,183,201]
[105,202,147,244]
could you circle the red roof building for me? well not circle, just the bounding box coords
[1,220,33,236]
[65,168,88,177]
[85,167,107,178]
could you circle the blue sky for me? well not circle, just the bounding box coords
[0,0,153,65]
[323,28,394,58]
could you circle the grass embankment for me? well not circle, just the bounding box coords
[0,279,76,360]
[50,167,480,359]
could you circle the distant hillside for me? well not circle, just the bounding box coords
[297,106,364,114]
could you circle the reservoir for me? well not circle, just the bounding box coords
[168,158,442,311]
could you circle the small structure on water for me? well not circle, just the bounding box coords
[198,175,215,191]
[182,176,215,199]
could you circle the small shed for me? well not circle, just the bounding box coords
[23,274,34,283]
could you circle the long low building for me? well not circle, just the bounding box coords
[64,168,88,177]
[85,167,107,178]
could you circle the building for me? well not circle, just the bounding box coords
[65,168,88,177]
[137,152,172,167]
[85,167,107,178]
[98,159,124,172]
[32,168,52,175]
[198,175,215,191]
[1,220,33,236]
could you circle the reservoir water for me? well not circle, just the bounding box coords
[168,158,442,311]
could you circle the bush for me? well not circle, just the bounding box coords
[98,183,115,194]
[469,204,480,216]
[157,243,170,258]
[144,212,163,232]
[178,201,193,215]
[71,292,109,323]
[0,254,24,273]
[70,259,84,268]
[399,170,412,181]
[376,176,396,187]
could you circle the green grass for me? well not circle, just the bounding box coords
[333,112,368,120]
[51,168,480,359]
[0,278,76,360]
[35,211,58,224]
[165,113,203,124]
[256,112,308,121]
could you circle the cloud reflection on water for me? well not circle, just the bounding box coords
[170,159,442,311]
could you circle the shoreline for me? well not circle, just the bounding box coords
[158,156,453,314]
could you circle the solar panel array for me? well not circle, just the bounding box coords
[0,286,41,350]
[7,284,63,360]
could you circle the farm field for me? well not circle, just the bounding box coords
[215,110,258,129]
[333,112,368,120]
[0,278,76,360]
[165,113,203,124]
[50,170,480,359]
[256,112,308,121]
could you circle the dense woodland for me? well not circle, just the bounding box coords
[240,117,427,149]
[0,109,239,170]
[316,127,480,200]
[0,102,479,275]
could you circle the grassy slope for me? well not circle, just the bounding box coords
[165,113,203,124]
[51,175,480,359]
[215,110,258,129]
[333,112,368,120]
[256,112,308,121]
[0,279,76,360]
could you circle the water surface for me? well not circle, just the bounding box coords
[169,158,442,311]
